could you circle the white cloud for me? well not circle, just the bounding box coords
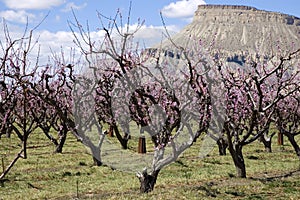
[62,2,87,12]
[0,10,36,24]
[2,0,65,10]
[161,0,206,18]
[38,30,75,51]
[36,29,106,61]
[120,24,179,47]
[32,30,76,63]
[0,21,25,41]
[34,25,177,62]
[135,25,179,38]
[0,22,179,64]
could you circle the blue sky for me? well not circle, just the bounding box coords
[1,0,299,31]
[0,0,299,60]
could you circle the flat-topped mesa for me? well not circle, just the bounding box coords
[194,5,299,25]
[194,4,300,25]
[197,5,257,11]
[156,4,300,62]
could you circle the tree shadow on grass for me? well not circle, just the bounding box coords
[249,169,300,183]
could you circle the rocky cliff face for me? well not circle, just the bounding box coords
[157,5,300,62]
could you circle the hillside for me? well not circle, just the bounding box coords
[155,5,300,63]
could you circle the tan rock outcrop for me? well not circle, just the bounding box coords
[157,5,300,61]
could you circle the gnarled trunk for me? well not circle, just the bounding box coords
[41,126,59,146]
[228,143,246,178]
[90,145,102,166]
[54,126,68,153]
[225,127,247,178]
[112,124,129,149]
[259,132,275,153]
[92,156,102,166]
[137,169,160,193]
[55,131,67,153]
[0,149,24,180]
[217,137,228,155]
[285,133,300,160]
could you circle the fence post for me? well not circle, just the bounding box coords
[278,132,284,146]
[138,136,146,154]
[108,125,114,137]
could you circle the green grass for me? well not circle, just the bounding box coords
[0,130,300,199]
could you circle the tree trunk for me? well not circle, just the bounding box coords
[0,149,24,180]
[22,134,28,159]
[233,148,246,178]
[55,133,67,153]
[54,129,67,153]
[6,125,12,138]
[90,145,102,166]
[228,143,246,178]
[217,137,227,155]
[260,135,272,153]
[0,126,5,138]
[112,124,128,149]
[92,156,102,166]
[285,133,300,160]
[41,126,59,146]
[137,169,160,193]
[225,127,247,178]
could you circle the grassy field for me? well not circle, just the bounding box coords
[0,129,300,200]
